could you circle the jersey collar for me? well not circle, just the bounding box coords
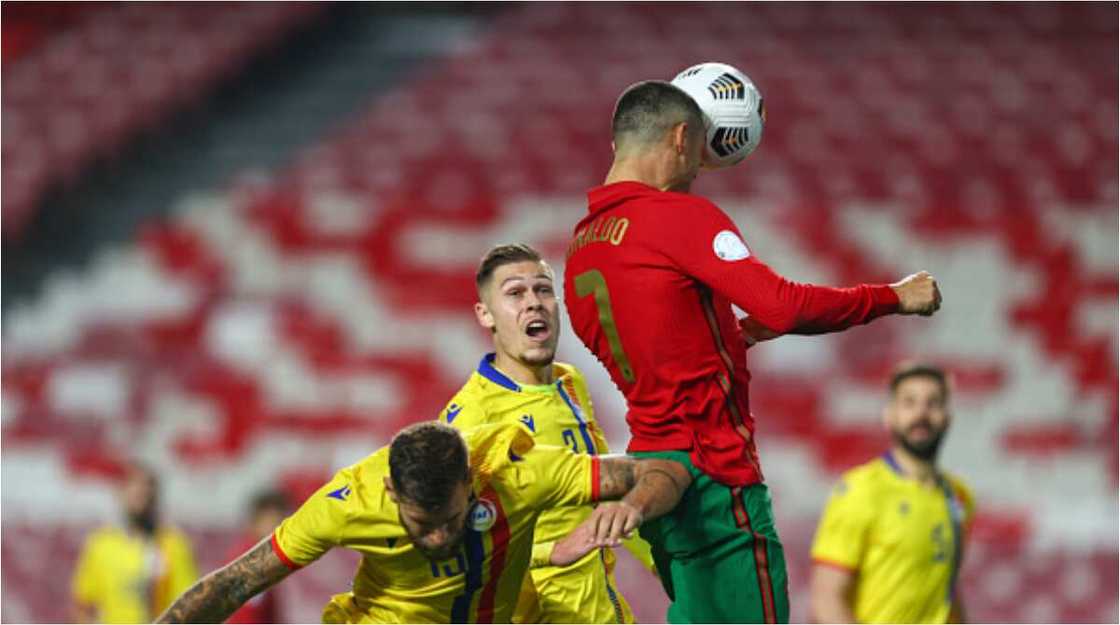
[478,353,521,391]
[586,181,659,214]
[882,450,947,487]
[477,353,566,394]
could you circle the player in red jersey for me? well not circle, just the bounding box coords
[563,80,941,623]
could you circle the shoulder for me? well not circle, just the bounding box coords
[464,422,537,478]
[944,471,975,511]
[831,458,891,499]
[552,361,580,380]
[82,525,122,551]
[644,191,727,222]
[440,373,490,426]
[554,362,587,393]
[156,526,193,548]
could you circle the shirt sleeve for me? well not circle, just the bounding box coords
[441,392,489,430]
[272,470,352,569]
[654,198,899,335]
[810,475,875,571]
[71,533,100,607]
[512,444,598,509]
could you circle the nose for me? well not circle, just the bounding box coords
[426,526,452,548]
[524,290,544,311]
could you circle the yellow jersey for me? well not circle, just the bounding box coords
[71,525,198,623]
[271,421,598,623]
[810,452,975,624]
[440,354,645,623]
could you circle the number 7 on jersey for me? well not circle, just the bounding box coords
[573,269,635,383]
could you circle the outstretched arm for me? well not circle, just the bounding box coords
[597,455,691,520]
[551,456,690,565]
[653,200,940,335]
[156,537,294,623]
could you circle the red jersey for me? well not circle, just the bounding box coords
[563,182,899,486]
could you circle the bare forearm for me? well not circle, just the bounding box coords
[597,456,690,518]
[157,571,255,623]
[810,565,857,624]
[810,595,856,624]
[157,538,290,623]
[622,461,690,518]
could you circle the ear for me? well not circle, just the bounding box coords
[383,476,399,503]
[672,122,689,155]
[881,404,891,429]
[474,301,495,332]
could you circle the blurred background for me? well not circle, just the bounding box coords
[2,2,1117,622]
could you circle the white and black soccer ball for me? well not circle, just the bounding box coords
[671,62,766,168]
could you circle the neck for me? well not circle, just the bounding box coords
[889,445,939,485]
[605,153,690,193]
[127,518,157,538]
[492,352,554,386]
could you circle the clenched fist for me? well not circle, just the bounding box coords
[890,271,942,316]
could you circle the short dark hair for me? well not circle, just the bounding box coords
[250,490,290,516]
[388,422,470,510]
[612,80,705,149]
[475,243,546,291]
[889,362,950,399]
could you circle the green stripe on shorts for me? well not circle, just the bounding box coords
[632,450,790,624]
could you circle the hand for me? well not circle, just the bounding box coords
[550,518,598,567]
[586,501,644,548]
[890,271,942,316]
[739,316,780,347]
[549,501,645,567]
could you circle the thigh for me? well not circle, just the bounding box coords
[643,480,789,624]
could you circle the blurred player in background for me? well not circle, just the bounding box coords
[156,421,690,623]
[563,80,943,623]
[810,362,973,624]
[71,463,199,623]
[440,243,655,623]
[225,490,291,624]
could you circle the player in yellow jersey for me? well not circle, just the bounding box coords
[156,420,690,623]
[810,362,975,624]
[71,463,199,623]
[441,243,655,623]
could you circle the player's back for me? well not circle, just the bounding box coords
[564,181,761,486]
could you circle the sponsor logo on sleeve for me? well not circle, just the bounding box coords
[468,499,498,531]
[713,230,751,261]
[445,403,463,423]
[327,484,352,501]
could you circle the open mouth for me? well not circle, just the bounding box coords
[525,319,551,342]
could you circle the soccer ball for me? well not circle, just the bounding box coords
[671,62,766,168]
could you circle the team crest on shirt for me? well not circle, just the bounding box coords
[468,498,498,531]
[713,230,750,261]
